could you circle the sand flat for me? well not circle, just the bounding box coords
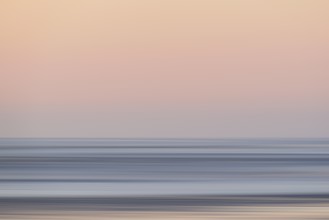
[1,204,329,220]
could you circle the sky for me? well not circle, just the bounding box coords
[0,0,328,138]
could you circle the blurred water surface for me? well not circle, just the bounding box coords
[1,138,329,218]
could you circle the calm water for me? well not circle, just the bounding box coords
[1,138,329,197]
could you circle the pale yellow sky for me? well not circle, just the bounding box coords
[1,0,328,137]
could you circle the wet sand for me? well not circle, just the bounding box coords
[1,204,329,220]
[1,195,329,219]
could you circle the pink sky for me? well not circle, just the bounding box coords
[1,0,328,137]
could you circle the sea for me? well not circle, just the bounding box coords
[1,138,329,218]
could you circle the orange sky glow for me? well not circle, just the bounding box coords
[1,0,328,137]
